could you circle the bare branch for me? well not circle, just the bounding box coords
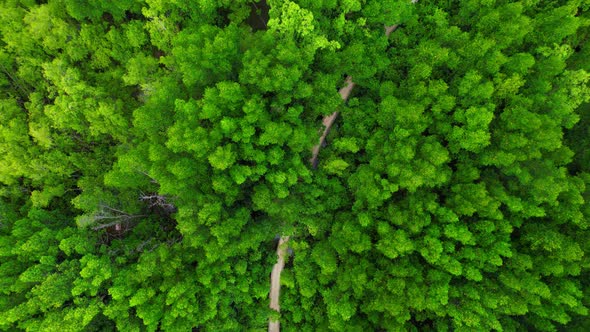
[99,204,130,215]
[87,203,147,232]
[139,193,177,212]
[92,220,126,231]
[137,169,159,184]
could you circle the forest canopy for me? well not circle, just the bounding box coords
[1,0,590,331]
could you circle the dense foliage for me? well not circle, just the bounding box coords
[1,0,589,330]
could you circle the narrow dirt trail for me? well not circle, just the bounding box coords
[309,25,399,168]
[268,236,290,332]
[268,18,409,332]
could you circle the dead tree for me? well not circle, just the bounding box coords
[83,204,146,243]
[139,193,177,214]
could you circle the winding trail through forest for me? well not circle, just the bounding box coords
[310,24,399,168]
[268,17,408,332]
[268,236,290,332]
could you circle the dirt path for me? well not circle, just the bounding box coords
[268,236,290,332]
[268,18,409,332]
[309,25,399,168]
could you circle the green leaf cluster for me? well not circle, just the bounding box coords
[0,0,589,331]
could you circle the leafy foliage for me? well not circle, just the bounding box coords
[0,0,589,330]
